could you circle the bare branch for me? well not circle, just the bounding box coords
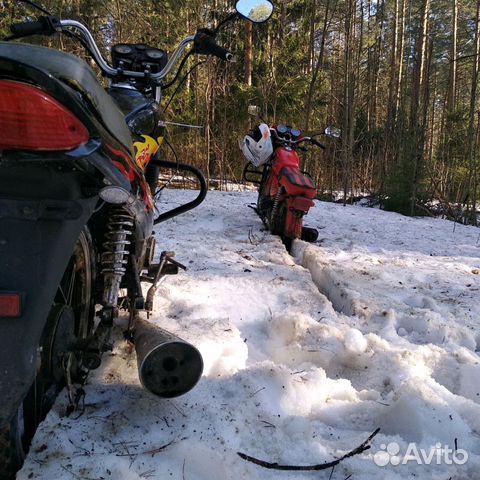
[237,428,380,471]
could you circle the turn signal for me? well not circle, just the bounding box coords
[0,79,89,151]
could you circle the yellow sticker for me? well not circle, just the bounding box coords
[133,135,160,170]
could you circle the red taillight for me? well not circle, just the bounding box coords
[0,293,21,318]
[0,79,89,151]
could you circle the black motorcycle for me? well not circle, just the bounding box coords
[0,0,274,477]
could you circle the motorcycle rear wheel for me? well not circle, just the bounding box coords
[0,227,95,480]
[269,201,286,236]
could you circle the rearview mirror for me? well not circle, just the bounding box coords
[325,126,341,138]
[236,0,274,23]
[248,105,261,117]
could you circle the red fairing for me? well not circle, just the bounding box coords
[272,147,300,176]
[271,147,316,200]
[279,167,316,198]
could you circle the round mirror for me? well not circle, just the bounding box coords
[235,0,274,23]
[325,126,341,138]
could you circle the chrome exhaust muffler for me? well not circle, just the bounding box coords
[134,317,203,398]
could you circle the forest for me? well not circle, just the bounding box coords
[1,0,480,223]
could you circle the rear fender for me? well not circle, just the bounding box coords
[0,190,97,426]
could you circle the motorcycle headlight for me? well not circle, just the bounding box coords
[127,104,158,136]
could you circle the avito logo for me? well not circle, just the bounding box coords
[373,442,468,467]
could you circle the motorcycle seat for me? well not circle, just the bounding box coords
[0,42,133,153]
[279,167,316,198]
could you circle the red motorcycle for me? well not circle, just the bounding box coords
[241,121,338,250]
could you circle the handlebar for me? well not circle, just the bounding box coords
[58,20,195,83]
[10,17,233,84]
[269,128,326,149]
[10,16,233,85]
[308,137,326,149]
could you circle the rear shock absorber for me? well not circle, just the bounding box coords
[101,207,134,309]
[271,187,283,220]
[269,187,285,234]
[270,187,283,223]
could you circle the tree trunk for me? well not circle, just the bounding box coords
[446,0,458,114]
[409,0,430,215]
[467,0,480,224]
[342,0,356,205]
[244,21,253,86]
[307,0,317,74]
[304,0,332,132]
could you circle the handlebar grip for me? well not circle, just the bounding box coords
[10,16,58,37]
[204,36,234,61]
[194,31,234,62]
[310,138,326,149]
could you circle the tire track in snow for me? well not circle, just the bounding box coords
[292,224,480,470]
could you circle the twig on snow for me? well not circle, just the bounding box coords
[115,440,174,457]
[119,440,137,467]
[68,438,90,455]
[139,469,156,479]
[249,386,266,398]
[143,440,175,457]
[328,465,335,480]
[172,403,187,418]
[237,428,380,471]
[60,464,97,480]
[261,420,276,428]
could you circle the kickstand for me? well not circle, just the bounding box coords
[144,251,186,317]
[64,352,88,418]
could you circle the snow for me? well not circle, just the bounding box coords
[18,190,480,479]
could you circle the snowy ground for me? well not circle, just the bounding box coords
[18,190,480,480]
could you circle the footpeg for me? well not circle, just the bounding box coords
[141,262,181,282]
[140,252,187,283]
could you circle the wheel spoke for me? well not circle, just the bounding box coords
[65,264,76,306]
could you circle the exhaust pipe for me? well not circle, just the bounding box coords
[134,317,203,398]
